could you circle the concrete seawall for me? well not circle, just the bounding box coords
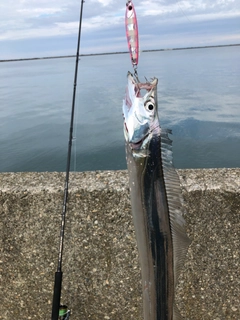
[0,169,239,320]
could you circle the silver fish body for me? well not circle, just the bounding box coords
[123,72,190,320]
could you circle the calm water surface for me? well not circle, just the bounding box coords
[0,46,239,172]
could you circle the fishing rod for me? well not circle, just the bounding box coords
[51,1,85,319]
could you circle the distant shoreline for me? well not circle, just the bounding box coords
[1,43,240,63]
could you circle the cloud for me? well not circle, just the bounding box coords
[96,0,112,6]
[17,7,63,16]
[0,0,239,58]
[137,0,240,22]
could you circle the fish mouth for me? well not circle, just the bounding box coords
[130,137,147,150]
[124,121,149,150]
[127,71,158,97]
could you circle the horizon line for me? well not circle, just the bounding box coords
[1,43,240,63]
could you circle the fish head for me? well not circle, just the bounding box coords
[122,71,159,153]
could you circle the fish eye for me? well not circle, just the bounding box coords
[145,101,155,112]
[128,5,132,10]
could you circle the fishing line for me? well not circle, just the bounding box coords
[72,74,82,172]
[72,104,78,172]
[51,1,85,319]
[175,0,191,23]
[73,79,82,172]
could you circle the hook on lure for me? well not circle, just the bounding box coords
[125,0,140,81]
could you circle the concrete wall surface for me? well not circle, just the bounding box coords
[0,168,239,320]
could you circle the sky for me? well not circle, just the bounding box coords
[0,0,240,59]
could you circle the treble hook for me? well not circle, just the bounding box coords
[133,66,140,83]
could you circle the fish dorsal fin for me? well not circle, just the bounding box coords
[160,128,190,286]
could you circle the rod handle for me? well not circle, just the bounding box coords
[51,271,62,320]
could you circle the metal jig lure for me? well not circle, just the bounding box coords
[125,0,139,79]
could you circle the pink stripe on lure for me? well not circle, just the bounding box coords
[125,1,139,68]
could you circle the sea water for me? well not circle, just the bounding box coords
[0,46,239,172]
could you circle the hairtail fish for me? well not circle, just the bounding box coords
[122,71,190,319]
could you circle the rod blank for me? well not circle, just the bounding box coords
[51,1,85,319]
